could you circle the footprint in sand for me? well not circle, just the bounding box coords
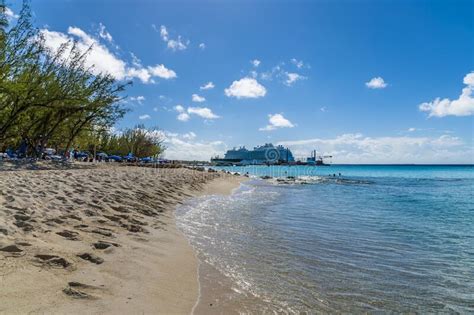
[63,282,102,299]
[56,230,80,241]
[77,253,104,264]
[34,254,72,269]
[92,241,119,250]
[0,244,23,253]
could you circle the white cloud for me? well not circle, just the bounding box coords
[224,77,267,99]
[260,64,282,81]
[408,127,416,132]
[366,77,388,89]
[419,72,474,117]
[173,105,219,121]
[139,114,151,120]
[174,105,190,121]
[320,107,328,112]
[40,27,177,83]
[177,112,190,121]
[200,81,215,90]
[278,133,473,164]
[285,72,306,86]
[260,113,295,131]
[192,94,206,103]
[199,43,206,50]
[252,59,261,67]
[158,25,188,51]
[187,107,219,119]
[174,104,185,112]
[5,7,19,19]
[182,132,197,140]
[159,25,169,41]
[291,58,305,69]
[98,23,113,43]
[147,64,177,79]
[130,96,145,104]
[159,131,226,161]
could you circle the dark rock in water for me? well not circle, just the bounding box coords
[261,176,272,180]
[0,245,23,253]
[287,176,296,180]
[77,253,104,264]
[0,227,8,235]
[208,168,217,173]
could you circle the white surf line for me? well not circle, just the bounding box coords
[190,258,202,315]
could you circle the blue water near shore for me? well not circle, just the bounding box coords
[176,165,474,313]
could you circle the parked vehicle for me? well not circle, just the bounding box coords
[107,155,122,162]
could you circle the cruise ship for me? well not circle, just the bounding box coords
[211,143,295,166]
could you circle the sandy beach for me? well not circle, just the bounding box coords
[0,163,242,314]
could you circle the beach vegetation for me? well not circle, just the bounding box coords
[0,1,162,159]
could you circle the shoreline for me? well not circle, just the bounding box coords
[0,163,242,314]
[184,176,247,314]
[175,176,268,315]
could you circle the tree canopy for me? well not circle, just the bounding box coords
[0,1,162,159]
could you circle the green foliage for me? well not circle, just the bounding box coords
[73,125,165,158]
[0,1,157,158]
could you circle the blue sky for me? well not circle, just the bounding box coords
[7,0,474,162]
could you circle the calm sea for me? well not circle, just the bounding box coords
[176,165,474,313]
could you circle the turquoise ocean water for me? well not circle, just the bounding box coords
[176,165,474,313]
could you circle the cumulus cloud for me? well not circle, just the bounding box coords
[138,114,151,120]
[199,43,206,50]
[159,131,226,161]
[252,59,261,67]
[177,112,190,121]
[419,72,474,117]
[260,113,295,131]
[200,81,215,90]
[224,77,267,99]
[278,133,472,164]
[366,77,388,89]
[192,94,206,103]
[40,27,177,83]
[147,64,177,79]
[173,105,219,121]
[285,72,306,86]
[187,107,219,119]
[158,25,188,51]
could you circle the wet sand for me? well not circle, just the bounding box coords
[0,163,241,314]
